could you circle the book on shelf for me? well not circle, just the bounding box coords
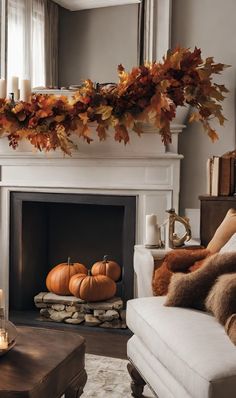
[206,157,213,195]
[206,152,236,197]
[212,156,220,196]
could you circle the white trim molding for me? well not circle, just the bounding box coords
[53,0,141,11]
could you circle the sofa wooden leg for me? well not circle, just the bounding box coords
[127,362,146,397]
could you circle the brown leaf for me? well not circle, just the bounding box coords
[114,124,129,144]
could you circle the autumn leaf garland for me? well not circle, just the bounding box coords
[0,47,229,155]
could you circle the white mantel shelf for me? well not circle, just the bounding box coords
[0,152,183,164]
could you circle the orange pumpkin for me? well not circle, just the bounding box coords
[69,271,116,302]
[91,255,121,282]
[46,257,87,295]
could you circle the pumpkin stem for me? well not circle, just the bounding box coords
[67,257,71,266]
[88,269,92,276]
[103,255,109,263]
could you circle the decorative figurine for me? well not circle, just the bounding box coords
[166,208,192,248]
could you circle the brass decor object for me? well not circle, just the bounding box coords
[166,208,192,248]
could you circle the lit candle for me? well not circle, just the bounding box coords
[0,330,8,349]
[0,79,6,98]
[9,76,19,100]
[20,79,31,102]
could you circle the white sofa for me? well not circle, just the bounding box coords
[127,240,236,398]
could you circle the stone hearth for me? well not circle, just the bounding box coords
[34,293,126,329]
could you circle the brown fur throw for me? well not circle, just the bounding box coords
[205,273,236,325]
[165,252,236,345]
[152,248,209,296]
[165,252,236,309]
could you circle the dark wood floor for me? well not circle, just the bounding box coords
[10,311,132,359]
[75,328,130,359]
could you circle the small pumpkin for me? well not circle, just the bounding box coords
[91,255,121,282]
[46,257,87,296]
[69,270,116,302]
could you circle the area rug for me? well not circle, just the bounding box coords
[83,354,154,397]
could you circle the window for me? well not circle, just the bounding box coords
[7,0,45,90]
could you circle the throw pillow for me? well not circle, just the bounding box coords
[205,273,236,325]
[165,252,236,309]
[207,208,236,253]
[152,248,209,296]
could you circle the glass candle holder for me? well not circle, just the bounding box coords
[0,308,17,356]
[0,329,8,350]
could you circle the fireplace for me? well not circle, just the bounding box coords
[0,123,183,318]
[9,191,136,312]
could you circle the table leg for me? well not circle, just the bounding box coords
[65,368,87,398]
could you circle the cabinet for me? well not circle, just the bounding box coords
[199,195,236,246]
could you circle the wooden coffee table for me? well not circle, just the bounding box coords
[0,326,87,398]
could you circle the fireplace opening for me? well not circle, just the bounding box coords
[10,192,136,313]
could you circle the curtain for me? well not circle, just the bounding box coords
[137,0,145,65]
[7,0,58,90]
[138,0,158,64]
[138,0,171,65]
[45,0,58,87]
[7,0,28,81]
[32,0,45,87]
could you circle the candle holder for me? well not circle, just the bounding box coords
[0,308,17,357]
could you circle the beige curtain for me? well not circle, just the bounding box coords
[45,0,58,87]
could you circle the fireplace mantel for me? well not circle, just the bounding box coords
[0,122,184,314]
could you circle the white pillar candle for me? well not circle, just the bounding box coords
[145,214,160,246]
[9,76,19,100]
[0,79,6,98]
[20,79,31,102]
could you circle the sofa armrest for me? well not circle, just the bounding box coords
[134,246,171,298]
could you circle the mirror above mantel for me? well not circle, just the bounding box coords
[53,0,141,11]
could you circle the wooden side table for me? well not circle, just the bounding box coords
[199,195,236,246]
[0,326,87,398]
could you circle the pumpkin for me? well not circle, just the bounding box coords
[91,255,121,282]
[46,257,87,296]
[69,271,116,302]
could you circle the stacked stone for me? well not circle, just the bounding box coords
[34,292,126,329]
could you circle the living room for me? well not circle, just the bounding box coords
[0,0,236,397]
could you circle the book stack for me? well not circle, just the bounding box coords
[206,150,236,196]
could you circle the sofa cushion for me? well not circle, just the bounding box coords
[127,297,236,398]
[207,208,236,253]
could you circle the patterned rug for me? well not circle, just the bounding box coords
[83,354,154,397]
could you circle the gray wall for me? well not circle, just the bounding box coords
[58,4,139,86]
[172,0,236,212]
